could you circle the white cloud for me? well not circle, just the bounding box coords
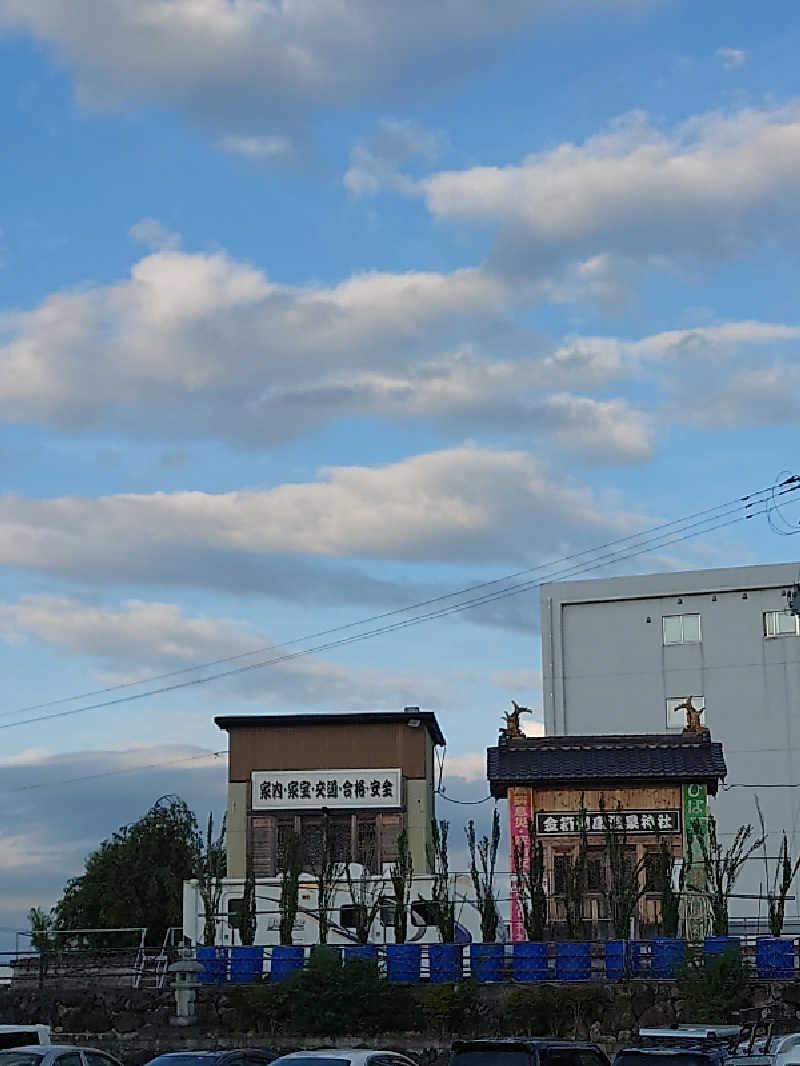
[0,448,643,586]
[0,240,655,460]
[345,118,446,196]
[0,595,440,710]
[717,47,748,71]
[493,668,543,693]
[420,104,800,272]
[443,752,486,781]
[0,0,651,136]
[216,134,295,160]
[129,217,182,252]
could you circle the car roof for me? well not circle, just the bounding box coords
[453,1040,604,1049]
[272,1053,413,1064]
[0,1048,110,1055]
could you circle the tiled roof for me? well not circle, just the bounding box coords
[487,732,726,798]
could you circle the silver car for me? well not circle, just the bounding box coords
[0,1046,123,1066]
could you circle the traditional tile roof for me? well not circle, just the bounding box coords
[487,732,726,798]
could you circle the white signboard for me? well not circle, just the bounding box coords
[252,768,402,810]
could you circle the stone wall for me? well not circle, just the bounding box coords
[3,980,800,1065]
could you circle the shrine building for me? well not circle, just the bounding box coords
[487,729,726,940]
[216,709,444,880]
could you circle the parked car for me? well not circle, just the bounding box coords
[144,1054,275,1066]
[450,1038,611,1066]
[0,1046,122,1066]
[0,1029,51,1052]
[614,1047,728,1066]
[270,1052,418,1066]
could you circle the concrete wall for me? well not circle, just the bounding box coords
[540,561,800,918]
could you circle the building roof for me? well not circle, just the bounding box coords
[215,710,445,747]
[487,732,726,798]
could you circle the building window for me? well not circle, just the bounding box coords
[644,850,667,893]
[662,613,702,645]
[586,847,607,892]
[666,695,705,731]
[764,610,800,638]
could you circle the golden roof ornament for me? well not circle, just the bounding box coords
[501,699,531,740]
[677,695,709,735]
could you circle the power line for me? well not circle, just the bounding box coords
[1,749,228,794]
[1,481,797,735]
[0,478,788,725]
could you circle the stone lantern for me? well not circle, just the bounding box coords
[168,958,204,1026]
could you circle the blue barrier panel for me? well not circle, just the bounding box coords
[229,945,263,983]
[270,944,304,982]
[651,937,684,978]
[605,940,626,979]
[704,935,740,959]
[471,943,504,983]
[556,941,591,981]
[386,943,421,982]
[512,942,549,981]
[343,944,378,965]
[429,943,462,983]
[196,946,228,983]
[756,937,794,978]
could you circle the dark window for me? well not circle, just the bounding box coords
[553,853,570,894]
[144,1055,223,1066]
[0,1056,44,1066]
[541,1050,580,1066]
[85,1054,121,1066]
[577,1053,609,1066]
[614,1055,714,1066]
[411,900,438,927]
[450,1051,532,1066]
[270,1059,348,1066]
[340,903,366,930]
[54,1056,83,1066]
[645,850,667,893]
[586,847,607,892]
[227,897,243,930]
[378,895,395,927]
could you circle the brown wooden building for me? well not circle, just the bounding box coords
[216,710,444,879]
[487,731,726,940]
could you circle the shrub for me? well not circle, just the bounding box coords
[421,981,479,1036]
[676,947,752,1023]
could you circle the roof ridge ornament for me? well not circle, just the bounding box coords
[501,699,532,740]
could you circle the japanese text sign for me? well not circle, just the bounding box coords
[251,768,402,810]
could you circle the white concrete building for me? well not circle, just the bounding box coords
[540,561,800,925]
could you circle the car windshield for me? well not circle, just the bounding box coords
[0,1055,44,1066]
[451,1051,532,1066]
[145,1057,222,1066]
[616,1055,714,1066]
[274,1060,350,1066]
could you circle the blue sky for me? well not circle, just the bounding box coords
[1,0,800,945]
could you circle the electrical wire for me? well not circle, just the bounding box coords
[1,749,228,794]
[2,480,797,735]
[0,477,791,725]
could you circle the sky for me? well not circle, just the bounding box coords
[2,0,800,950]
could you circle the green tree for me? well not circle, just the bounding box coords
[513,820,548,941]
[345,853,384,945]
[389,830,414,944]
[676,948,752,1022]
[238,862,257,946]
[195,811,227,946]
[756,797,800,937]
[28,907,55,988]
[278,830,304,946]
[429,818,456,943]
[687,815,763,936]
[561,805,588,940]
[54,795,204,945]
[658,839,684,937]
[466,808,501,943]
[600,797,650,940]
[308,812,343,944]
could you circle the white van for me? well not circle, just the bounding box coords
[0,1026,51,1050]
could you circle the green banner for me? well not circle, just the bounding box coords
[683,783,708,870]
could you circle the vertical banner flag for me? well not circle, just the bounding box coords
[509,786,533,941]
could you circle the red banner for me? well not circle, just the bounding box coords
[508,786,533,942]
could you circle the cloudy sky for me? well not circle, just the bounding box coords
[2,0,800,948]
